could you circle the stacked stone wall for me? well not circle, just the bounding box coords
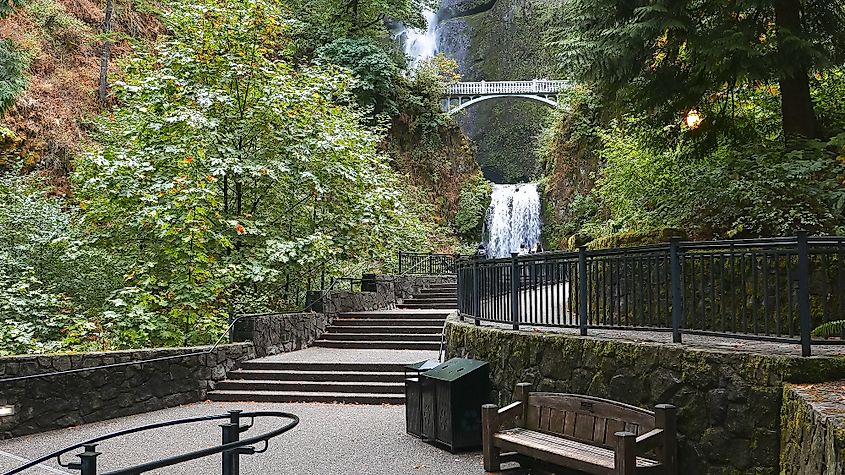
[233,313,329,358]
[781,382,845,475]
[0,343,254,439]
[444,319,845,474]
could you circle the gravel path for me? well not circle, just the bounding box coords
[0,402,484,475]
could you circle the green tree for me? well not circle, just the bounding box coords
[75,0,429,348]
[317,38,399,113]
[549,0,845,139]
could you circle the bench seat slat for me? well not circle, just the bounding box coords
[494,428,660,474]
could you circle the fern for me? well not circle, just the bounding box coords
[811,320,845,338]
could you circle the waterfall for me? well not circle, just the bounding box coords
[401,9,439,69]
[484,184,542,258]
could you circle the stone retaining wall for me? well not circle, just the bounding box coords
[321,288,395,314]
[444,319,845,474]
[0,343,254,440]
[234,312,330,358]
[781,382,845,475]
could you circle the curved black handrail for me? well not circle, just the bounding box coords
[4,411,299,475]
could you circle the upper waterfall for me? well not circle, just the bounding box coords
[401,9,439,69]
[484,184,542,258]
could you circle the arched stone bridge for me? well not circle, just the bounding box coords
[442,80,572,115]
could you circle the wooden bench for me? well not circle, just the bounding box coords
[481,383,677,475]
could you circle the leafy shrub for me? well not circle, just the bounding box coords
[594,126,845,239]
[455,174,491,242]
[0,38,29,114]
[317,38,399,114]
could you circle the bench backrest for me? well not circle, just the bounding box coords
[523,393,656,450]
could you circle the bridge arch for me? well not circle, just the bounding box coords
[444,94,558,115]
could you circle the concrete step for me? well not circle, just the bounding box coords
[402,298,458,305]
[226,369,406,383]
[397,303,457,310]
[208,390,405,405]
[426,283,457,289]
[216,380,405,394]
[239,361,407,372]
[320,332,441,342]
[331,318,446,327]
[314,340,440,350]
[328,325,443,334]
[337,311,451,319]
[414,292,456,299]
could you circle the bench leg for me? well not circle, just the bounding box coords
[655,404,678,475]
[482,404,501,472]
[614,431,636,475]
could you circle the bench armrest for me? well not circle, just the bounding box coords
[497,401,523,428]
[635,428,664,455]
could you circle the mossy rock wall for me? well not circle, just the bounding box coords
[780,382,845,475]
[444,319,845,474]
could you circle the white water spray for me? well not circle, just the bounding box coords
[484,184,542,258]
[401,9,439,69]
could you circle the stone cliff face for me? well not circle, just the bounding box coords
[438,0,563,183]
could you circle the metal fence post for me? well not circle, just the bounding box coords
[578,247,588,336]
[473,261,481,326]
[428,252,433,275]
[221,410,242,475]
[511,252,520,330]
[398,251,403,274]
[71,444,100,475]
[670,238,683,344]
[797,232,812,357]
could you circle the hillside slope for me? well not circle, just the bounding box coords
[0,0,160,189]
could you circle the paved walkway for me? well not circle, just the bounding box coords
[259,347,441,363]
[0,402,484,474]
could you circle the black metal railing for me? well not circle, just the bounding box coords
[457,233,845,356]
[398,252,463,275]
[3,410,298,475]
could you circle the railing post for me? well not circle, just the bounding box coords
[473,260,480,326]
[670,238,683,344]
[578,246,588,336]
[398,251,403,274]
[74,444,100,475]
[221,410,242,475]
[797,232,812,357]
[428,251,433,275]
[511,252,520,330]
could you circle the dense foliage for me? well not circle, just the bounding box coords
[540,0,845,246]
[0,0,440,354]
[455,174,492,241]
[548,0,845,139]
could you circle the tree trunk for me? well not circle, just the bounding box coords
[774,0,818,139]
[98,0,114,104]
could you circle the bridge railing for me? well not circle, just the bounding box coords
[445,80,571,96]
[457,233,845,356]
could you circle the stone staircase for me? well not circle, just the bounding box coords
[207,282,456,404]
[312,310,446,350]
[397,282,458,310]
[208,360,408,404]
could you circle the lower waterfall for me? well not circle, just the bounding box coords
[484,183,542,258]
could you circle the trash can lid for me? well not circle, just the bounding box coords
[404,359,441,372]
[422,357,488,382]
